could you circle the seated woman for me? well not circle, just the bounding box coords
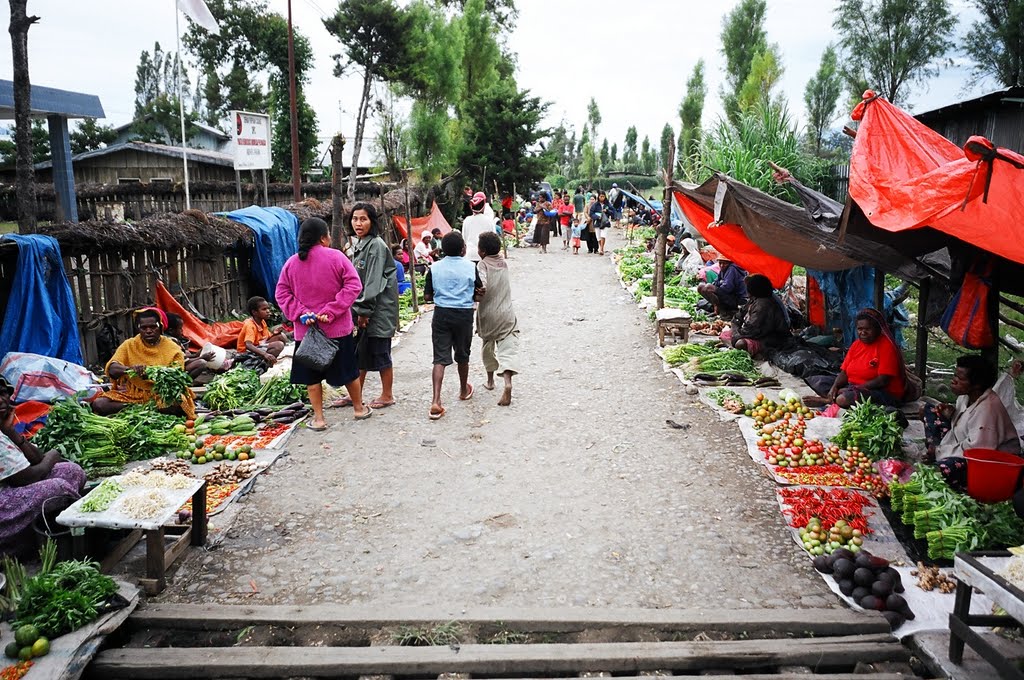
[696,257,747,319]
[414,230,435,273]
[720,274,791,359]
[927,355,1021,492]
[674,238,705,278]
[165,313,223,380]
[0,377,86,558]
[392,244,412,295]
[91,307,197,418]
[818,308,906,409]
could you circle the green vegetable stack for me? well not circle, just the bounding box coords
[202,368,261,411]
[14,559,118,639]
[80,479,123,512]
[250,375,306,406]
[833,400,905,461]
[141,366,192,409]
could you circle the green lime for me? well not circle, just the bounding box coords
[197,456,207,465]
[5,641,19,659]
[18,646,32,661]
[31,638,49,657]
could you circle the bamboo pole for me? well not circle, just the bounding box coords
[655,137,675,310]
[916,278,930,384]
[402,176,419,314]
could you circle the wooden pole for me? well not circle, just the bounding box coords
[655,136,675,310]
[262,169,269,206]
[330,133,346,250]
[286,0,301,202]
[234,170,243,210]
[916,278,931,384]
[983,270,1000,367]
[403,175,419,314]
[9,0,39,233]
[873,268,885,311]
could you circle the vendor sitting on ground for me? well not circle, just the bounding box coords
[235,296,286,372]
[925,355,1021,492]
[696,256,747,319]
[674,237,705,278]
[719,274,791,359]
[0,377,86,558]
[165,313,222,380]
[813,308,905,409]
[91,307,197,418]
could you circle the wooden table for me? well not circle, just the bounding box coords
[59,479,208,595]
[950,551,1024,680]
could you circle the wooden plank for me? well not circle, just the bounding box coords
[128,605,891,636]
[162,530,192,570]
[144,528,166,594]
[90,637,908,679]
[99,529,143,574]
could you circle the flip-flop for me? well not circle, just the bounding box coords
[353,405,373,420]
[307,422,330,432]
[369,399,396,409]
[459,384,474,401]
[330,397,353,408]
[428,406,446,420]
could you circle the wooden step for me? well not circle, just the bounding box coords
[89,635,909,679]
[127,604,892,637]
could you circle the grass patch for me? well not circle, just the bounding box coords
[391,621,464,647]
[485,624,530,645]
[0,222,17,234]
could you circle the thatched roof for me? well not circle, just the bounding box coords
[39,209,252,254]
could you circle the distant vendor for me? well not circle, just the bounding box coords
[0,377,86,558]
[697,256,747,319]
[91,307,196,418]
[811,308,906,408]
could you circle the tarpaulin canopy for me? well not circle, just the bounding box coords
[0,234,83,364]
[618,187,687,225]
[849,91,1024,266]
[392,201,452,240]
[672,191,793,288]
[155,281,244,351]
[225,206,299,304]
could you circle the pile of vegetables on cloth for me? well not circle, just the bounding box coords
[706,388,747,414]
[32,401,193,477]
[780,486,875,556]
[1,541,121,664]
[832,400,906,461]
[689,319,727,335]
[890,464,1024,560]
[663,345,778,387]
[201,371,306,412]
[812,547,915,630]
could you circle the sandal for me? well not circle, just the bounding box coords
[459,384,474,401]
[369,399,396,409]
[353,405,373,420]
[428,406,446,420]
[330,396,353,408]
[307,422,330,432]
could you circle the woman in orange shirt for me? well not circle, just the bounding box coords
[826,308,906,408]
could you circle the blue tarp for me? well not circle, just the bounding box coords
[618,187,684,226]
[225,206,300,304]
[0,234,83,364]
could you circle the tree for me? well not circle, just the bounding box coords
[70,118,117,155]
[9,0,39,232]
[586,97,601,139]
[599,138,609,169]
[659,123,674,170]
[324,0,413,203]
[581,143,598,183]
[640,135,655,174]
[963,0,1024,87]
[623,125,638,171]
[678,60,706,178]
[457,77,549,194]
[737,45,785,113]
[610,142,618,165]
[833,0,956,106]
[434,0,518,29]
[720,0,768,127]
[804,45,844,154]
[457,0,500,114]
[372,92,411,181]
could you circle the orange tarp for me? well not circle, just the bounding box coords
[849,91,1024,265]
[673,192,793,288]
[392,201,452,240]
[155,281,244,351]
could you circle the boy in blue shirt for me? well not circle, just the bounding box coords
[570,221,583,255]
[423,231,484,420]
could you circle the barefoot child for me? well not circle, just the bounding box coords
[423,231,483,420]
[475,232,519,406]
[570,220,583,255]
[237,296,286,371]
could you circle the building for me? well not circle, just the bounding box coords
[27,141,236,185]
[110,115,231,153]
[915,86,1024,151]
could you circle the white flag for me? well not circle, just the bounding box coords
[177,0,220,35]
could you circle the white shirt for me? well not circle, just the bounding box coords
[936,388,1022,461]
[0,432,29,485]
[461,213,496,262]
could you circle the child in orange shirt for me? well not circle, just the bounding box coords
[237,296,286,368]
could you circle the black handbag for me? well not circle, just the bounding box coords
[294,325,338,372]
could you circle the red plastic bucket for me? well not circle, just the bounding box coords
[964,448,1024,503]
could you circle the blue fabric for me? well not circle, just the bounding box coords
[429,256,477,309]
[225,206,300,304]
[807,266,908,348]
[0,234,83,364]
[395,259,411,295]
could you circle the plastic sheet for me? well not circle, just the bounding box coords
[225,206,299,303]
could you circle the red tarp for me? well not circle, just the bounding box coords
[155,281,244,351]
[849,91,1024,265]
[392,201,452,240]
[673,192,793,288]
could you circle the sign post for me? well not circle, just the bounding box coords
[231,110,272,170]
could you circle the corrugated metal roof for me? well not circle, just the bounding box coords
[914,86,1024,119]
[111,115,229,140]
[33,141,234,170]
[0,80,104,119]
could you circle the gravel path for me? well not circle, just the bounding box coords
[158,230,835,610]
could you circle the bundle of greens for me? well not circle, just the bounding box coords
[833,400,905,460]
[202,368,261,411]
[250,375,306,406]
[141,366,192,407]
[662,343,717,367]
[14,559,118,638]
[115,405,192,460]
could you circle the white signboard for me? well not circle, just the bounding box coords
[231,110,272,170]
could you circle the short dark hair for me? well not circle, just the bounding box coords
[441,230,465,257]
[957,354,998,390]
[745,274,773,298]
[165,312,183,332]
[478,231,502,257]
[432,227,442,235]
[248,296,268,315]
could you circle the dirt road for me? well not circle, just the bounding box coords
[160,230,834,610]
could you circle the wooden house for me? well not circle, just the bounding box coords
[915,86,1024,151]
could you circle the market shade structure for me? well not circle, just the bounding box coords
[848,91,1024,265]
[392,201,452,240]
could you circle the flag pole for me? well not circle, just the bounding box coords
[174,1,192,210]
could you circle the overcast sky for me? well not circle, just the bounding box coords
[1,0,994,165]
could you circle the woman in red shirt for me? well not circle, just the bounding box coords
[826,308,906,408]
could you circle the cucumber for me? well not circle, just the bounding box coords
[194,414,206,426]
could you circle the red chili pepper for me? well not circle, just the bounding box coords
[779,486,875,534]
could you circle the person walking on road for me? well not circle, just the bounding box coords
[589,191,613,255]
[532,196,557,254]
[276,217,372,429]
[475,231,519,406]
[461,192,495,263]
[424,231,484,420]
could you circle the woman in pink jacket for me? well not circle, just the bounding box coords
[276,218,372,429]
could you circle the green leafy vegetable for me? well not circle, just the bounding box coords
[833,400,905,460]
[142,366,192,407]
[14,560,118,638]
[202,368,261,411]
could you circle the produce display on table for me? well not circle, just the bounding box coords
[32,401,192,477]
[80,479,123,512]
[833,400,905,461]
[201,421,292,453]
[890,465,1024,559]
[201,368,261,411]
[812,548,915,629]
[780,486,875,556]
[179,483,239,518]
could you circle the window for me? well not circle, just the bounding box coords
[117,177,141,184]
